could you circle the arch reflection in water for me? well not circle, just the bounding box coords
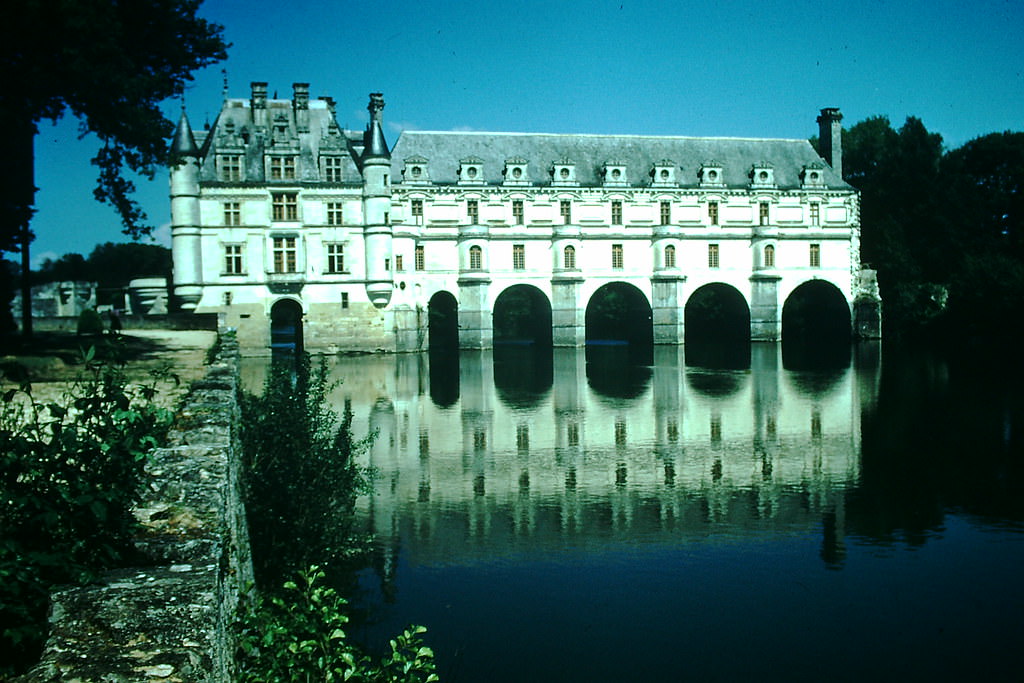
[321,344,877,569]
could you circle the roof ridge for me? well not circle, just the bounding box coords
[398,130,810,143]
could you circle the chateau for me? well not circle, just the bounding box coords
[170,82,881,353]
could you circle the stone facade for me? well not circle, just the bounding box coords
[170,83,881,354]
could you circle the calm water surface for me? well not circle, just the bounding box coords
[243,343,1024,682]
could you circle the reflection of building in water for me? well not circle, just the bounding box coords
[325,345,880,568]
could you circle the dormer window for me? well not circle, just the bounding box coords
[750,163,775,189]
[403,156,430,184]
[552,160,578,186]
[801,163,826,188]
[503,157,530,186]
[602,161,628,187]
[699,162,725,187]
[269,156,296,181]
[458,157,484,185]
[650,160,677,187]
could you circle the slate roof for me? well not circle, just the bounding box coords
[390,131,851,190]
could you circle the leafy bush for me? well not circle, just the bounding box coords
[0,350,175,675]
[239,354,373,584]
[235,566,438,683]
[76,308,105,335]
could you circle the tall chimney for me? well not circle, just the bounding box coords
[293,82,310,132]
[251,81,268,130]
[817,107,843,179]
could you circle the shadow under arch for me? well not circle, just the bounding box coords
[492,284,553,408]
[428,290,459,351]
[493,284,552,346]
[782,279,852,370]
[684,283,750,369]
[270,298,303,355]
[585,282,653,349]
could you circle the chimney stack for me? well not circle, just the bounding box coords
[251,81,268,129]
[293,82,310,132]
[817,107,843,179]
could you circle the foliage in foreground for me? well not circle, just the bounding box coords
[0,350,175,675]
[239,354,373,584]
[235,566,438,683]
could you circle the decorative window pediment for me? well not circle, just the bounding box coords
[601,161,629,187]
[458,157,485,185]
[698,161,725,188]
[552,159,578,186]
[403,156,430,184]
[650,160,678,187]
[503,157,530,186]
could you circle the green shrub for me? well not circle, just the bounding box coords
[0,350,175,675]
[76,308,105,335]
[235,566,438,683]
[239,354,373,584]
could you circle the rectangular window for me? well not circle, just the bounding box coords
[272,193,298,221]
[512,244,526,270]
[759,202,769,226]
[467,199,479,223]
[660,201,671,226]
[611,200,623,225]
[469,246,482,270]
[411,199,424,224]
[612,243,624,269]
[415,245,425,271]
[395,254,404,271]
[323,156,343,182]
[810,203,820,226]
[326,243,345,273]
[709,201,719,226]
[341,292,349,309]
[270,156,296,180]
[512,200,524,225]
[708,243,720,269]
[810,243,821,268]
[326,202,343,226]
[664,244,676,268]
[272,237,297,273]
[220,155,242,181]
[224,244,243,274]
[560,200,572,224]
[224,202,241,226]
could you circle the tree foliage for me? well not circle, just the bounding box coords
[841,116,1024,341]
[1,0,227,247]
[33,242,172,288]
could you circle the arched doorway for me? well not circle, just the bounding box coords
[684,284,750,368]
[428,291,459,351]
[270,299,303,354]
[782,280,851,368]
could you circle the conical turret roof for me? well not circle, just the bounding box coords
[171,110,200,157]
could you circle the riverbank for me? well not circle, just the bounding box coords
[4,329,251,682]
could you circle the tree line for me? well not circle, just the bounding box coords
[825,117,1024,343]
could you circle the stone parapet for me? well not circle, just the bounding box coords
[22,331,251,683]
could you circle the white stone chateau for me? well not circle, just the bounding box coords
[170,82,881,353]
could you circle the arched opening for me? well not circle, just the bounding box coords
[493,285,552,346]
[427,291,459,407]
[270,298,303,354]
[585,283,652,347]
[684,284,750,368]
[428,291,459,351]
[782,280,851,369]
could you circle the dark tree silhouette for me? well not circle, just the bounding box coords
[1,0,227,336]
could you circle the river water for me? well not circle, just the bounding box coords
[242,342,1024,682]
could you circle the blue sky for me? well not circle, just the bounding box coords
[27,0,1024,266]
